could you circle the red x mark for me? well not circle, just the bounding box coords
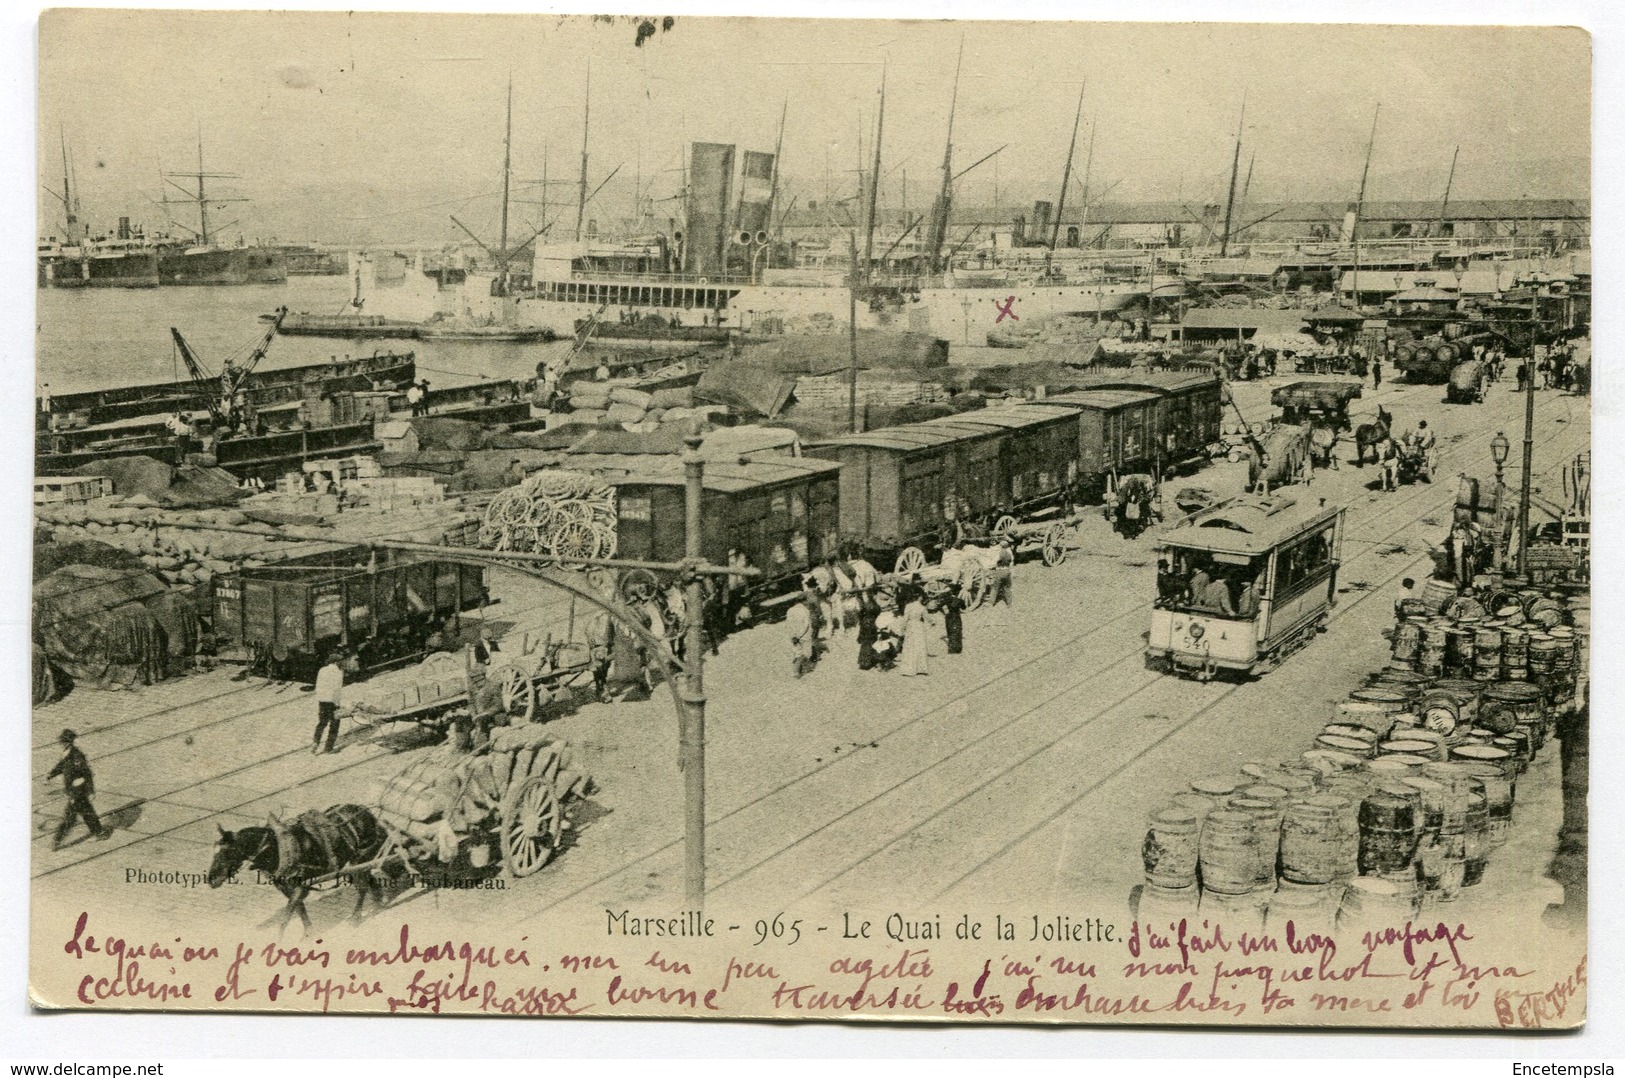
[994,295,1020,323]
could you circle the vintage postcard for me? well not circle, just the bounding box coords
[30,11,1590,1027]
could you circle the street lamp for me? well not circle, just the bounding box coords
[1491,430,1510,487]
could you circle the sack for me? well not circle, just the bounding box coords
[1125,501,1141,521]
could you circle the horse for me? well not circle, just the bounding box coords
[207,804,388,933]
[1354,404,1393,467]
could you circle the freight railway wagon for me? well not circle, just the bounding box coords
[1061,369,1224,475]
[212,547,489,682]
[606,457,843,614]
[808,404,1081,574]
[1148,493,1345,679]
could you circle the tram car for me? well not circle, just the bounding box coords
[212,545,490,682]
[606,456,842,614]
[807,405,1079,574]
[1147,492,1345,679]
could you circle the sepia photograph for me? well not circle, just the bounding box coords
[26,8,1593,1030]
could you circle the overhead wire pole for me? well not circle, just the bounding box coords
[1047,80,1086,269]
[680,432,709,908]
[849,231,860,433]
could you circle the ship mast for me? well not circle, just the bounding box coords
[1220,95,1245,257]
[575,61,591,243]
[926,39,964,277]
[498,78,514,292]
[863,65,886,284]
[768,97,787,262]
[1048,80,1086,267]
[1077,119,1096,248]
[59,129,80,244]
[162,126,243,248]
[1434,144,1459,238]
[1347,102,1380,308]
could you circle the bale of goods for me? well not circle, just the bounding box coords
[33,565,181,689]
[565,408,609,427]
[607,386,653,409]
[605,402,648,424]
[649,386,693,409]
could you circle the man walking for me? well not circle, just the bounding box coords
[47,729,110,848]
[313,653,345,754]
[1371,356,1382,390]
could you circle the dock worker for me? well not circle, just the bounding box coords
[990,538,1015,607]
[47,729,110,849]
[505,458,527,487]
[313,652,346,755]
[38,382,51,416]
[788,581,817,678]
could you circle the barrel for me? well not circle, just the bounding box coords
[1472,626,1503,681]
[1335,701,1398,737]
[1392,620,1423,665]
[1241,761,1284,783]
[1528,632,1559,677]
[1433,679,1483,724]
[1325,722,1381,745]
[1416,766,1471,901]
[1173,792,1220,816]
[1382,737,1445,761]
[1317,733,1376,759]
[1420,578,1457,615]
[1400,775,1447,843]
[1198,887,1266,936]
[1456,764,1514,848]
[1199,810,1262,895]
[1495,602,1526,626]
[1367,756,1423,780]
[1449,743,1511,781]
[1301,748,1366,775]
[1240,783,1291,807]
[1418,690,1465,736]
[1350,687,1411,713]
[1358,786,1419,877]
[1462,788,1490,888]
[1272,772,1319,800]
[1266,880,1339,939]
[1191,775,1240,799]
[1444,628,1476,675]
[1370,667,1431,692]
[1455,475,1480,513]
[1228,798,1285,889]
[1482,681,1544,737]
[1492,733,1530,775]
[1338,876,1419,930]
[1136,882,1200,928]
[1143,808,1202,889]
[1528,596,1566,629]
[1419,640,1446,677]
[1501,626,1529,677]
[1396,342,1417,364]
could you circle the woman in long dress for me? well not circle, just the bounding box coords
[943,593,964,655]
[899,587,930,677]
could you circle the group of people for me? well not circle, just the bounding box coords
[789,541,1013,679]
[1378,418,1437,493]
[1158,556,1264,619]
[1518,342,1585,394]
[405,378,432,416]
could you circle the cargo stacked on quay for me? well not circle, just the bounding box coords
[1135,560,1588,937]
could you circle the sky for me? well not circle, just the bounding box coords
[37,13,1591,245]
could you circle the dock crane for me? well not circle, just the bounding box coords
[170,306,287,430]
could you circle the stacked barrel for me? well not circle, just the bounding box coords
[1135,577,1585,936]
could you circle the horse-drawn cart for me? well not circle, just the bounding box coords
[346,646,547,735]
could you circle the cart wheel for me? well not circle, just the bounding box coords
[964,565,989,609]
[500,775,562,878]
[894,547,927,576]
[1042,522,1068,567]
[992,514,1018,540]
[497,665,537,724]
[551,519,601,561]
[619,568,660,606]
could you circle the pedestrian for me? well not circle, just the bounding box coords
[47,728,110,848]
[991,538,1015,606]
[39,382,51,415]
[898,586,930,677]
[810,557,840,635]
[1516,359,1530,392]
[1371,357,1382,390]
[586,611,614,703]
[723,547,750,634]
[1380,438,1399,492]
[313,652,345,754]
[943,591,964,655]
[405,381,423,416]
[856,594,882,671]
[788,582,817,678]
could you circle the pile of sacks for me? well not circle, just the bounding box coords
[564,382,708,428]
[370,728,591,865]
[37,500,308,588]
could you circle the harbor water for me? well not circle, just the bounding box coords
[36,277,579,396]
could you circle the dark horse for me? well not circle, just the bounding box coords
[207,804,388,933]
[1354,404,1393,467]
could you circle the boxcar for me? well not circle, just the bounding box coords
[1146,493,1344,679]
[608,456,842,610]
[213,546,489,682]
[1068,369,1224,472]
[1040,388,1163,498]
[915,404,1083,531]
